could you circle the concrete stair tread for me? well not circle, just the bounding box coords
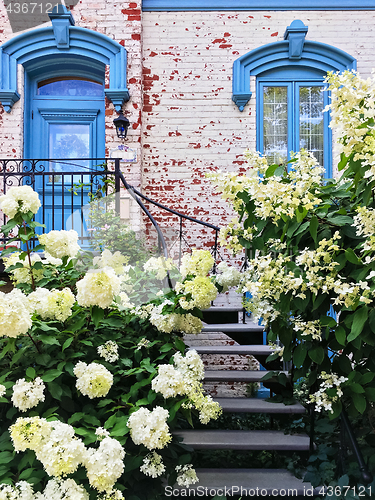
[203,306,244,312]
[202,323,263,333]
[173,429,311,450]
[192,345,273,355]
[204,369,288,382]
[174,468,316,494]
[213,397,305,414]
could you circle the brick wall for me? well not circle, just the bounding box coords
[141,10,375,239]
[1,7,375,241]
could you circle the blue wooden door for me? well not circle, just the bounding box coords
[24,77,105,240]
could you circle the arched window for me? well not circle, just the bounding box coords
[232,20,356,177]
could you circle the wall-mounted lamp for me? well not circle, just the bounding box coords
[113,112,130,139]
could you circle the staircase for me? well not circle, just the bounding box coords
[179,304,314,498]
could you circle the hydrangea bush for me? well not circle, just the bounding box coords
[0,189,224,499]
[209,70,375,420]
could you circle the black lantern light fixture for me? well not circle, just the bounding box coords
[113,112,130,139]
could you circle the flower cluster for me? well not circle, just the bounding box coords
[76,268,121,308]
[353,206,375,253]
[0,289,33,338]
[0,481,35,500]
[9,417,125,493]
[0,186,41,219]
[143,256,176,280]
[97,341,119,363]
[93,249,129,275]
[309,371,348,413]
[39,229,81,259]
[293,319,323,341]
[146,302,203,334]
[176,276,217,310]
[214,261,242,292]
[180,249,214,277]
[0,384,6,398]
[3,252,45,285]
[127,406,172,450]
[84,435,125,492]
[11,377,45,412]
[175,464,199,488]
[210,149,324,224]
[28,287,75,322]
[152,350,221,424]
[140,452,166,478]
[325,70,375,182]
[74,362,113,399]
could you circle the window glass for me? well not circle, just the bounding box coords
[299,86,324,166]
[38,78,103,97]
[263,86,288,165]
[260,82,326,169]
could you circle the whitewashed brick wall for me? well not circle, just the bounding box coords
[141,10,375,237]
[1,7,375,238]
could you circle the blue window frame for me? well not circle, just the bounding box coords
[257,78,331,175]
[143,0,375,10]
[232,20,357,178]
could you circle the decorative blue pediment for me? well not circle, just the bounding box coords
[0,5,130,112]
[232,20,356,111]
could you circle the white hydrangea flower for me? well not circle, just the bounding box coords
[10,416,52,453]
[97,341,119,363]
[3,252,45,285]
[76,268,121,309]
[143,256,176,280]
[0,384,6,398]
[309,371,348,414]
[84,436,125,492]
[175,464,199,487]
[214,261,242,292]
[118,291,134,310]
[0,289,33,338]
[93,249,129,275]
[39,229,81,259]
[151,364,185,398]
[74,362,113,399]
[178,276,218,309]
[0,185,41,218]
[28,287,75,323]
[180,249,214,277]
[43,252,63,266]
[95,427,110,439]
[173,350,205,382]
[0,481,35,500]
[34,478,89,500]
[11,377,45,412]
[35,420,87,477]
[127,406,171,450]
[140,451,166,478]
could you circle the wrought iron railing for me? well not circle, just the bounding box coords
[0,158,221,265]
[337,408,373,484]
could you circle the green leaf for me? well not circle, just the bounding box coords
[37,334,60,346]
[334,326,346,346]
[293,343,307,368]
[42,370,63,382]
[91,306,105,327]
[345,248,360,265]
[309,216,318,243]
[308,346,325,364]
[62,337,74,351]
[349,383,365,394]
[48,381,63,400]
[365,387,375,401]
[348,306,368,342]
[25,367,36,379]
[352,393,366,414]
[327,215,353,226]
[296,206,307,222]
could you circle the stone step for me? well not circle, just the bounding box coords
[213,397,305,414]
[202,323,263,333]
[192,345,273,356]
[172,468,317,496]
[204,369,288,383]
[203,306,244,313]
[173,430,311,451]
